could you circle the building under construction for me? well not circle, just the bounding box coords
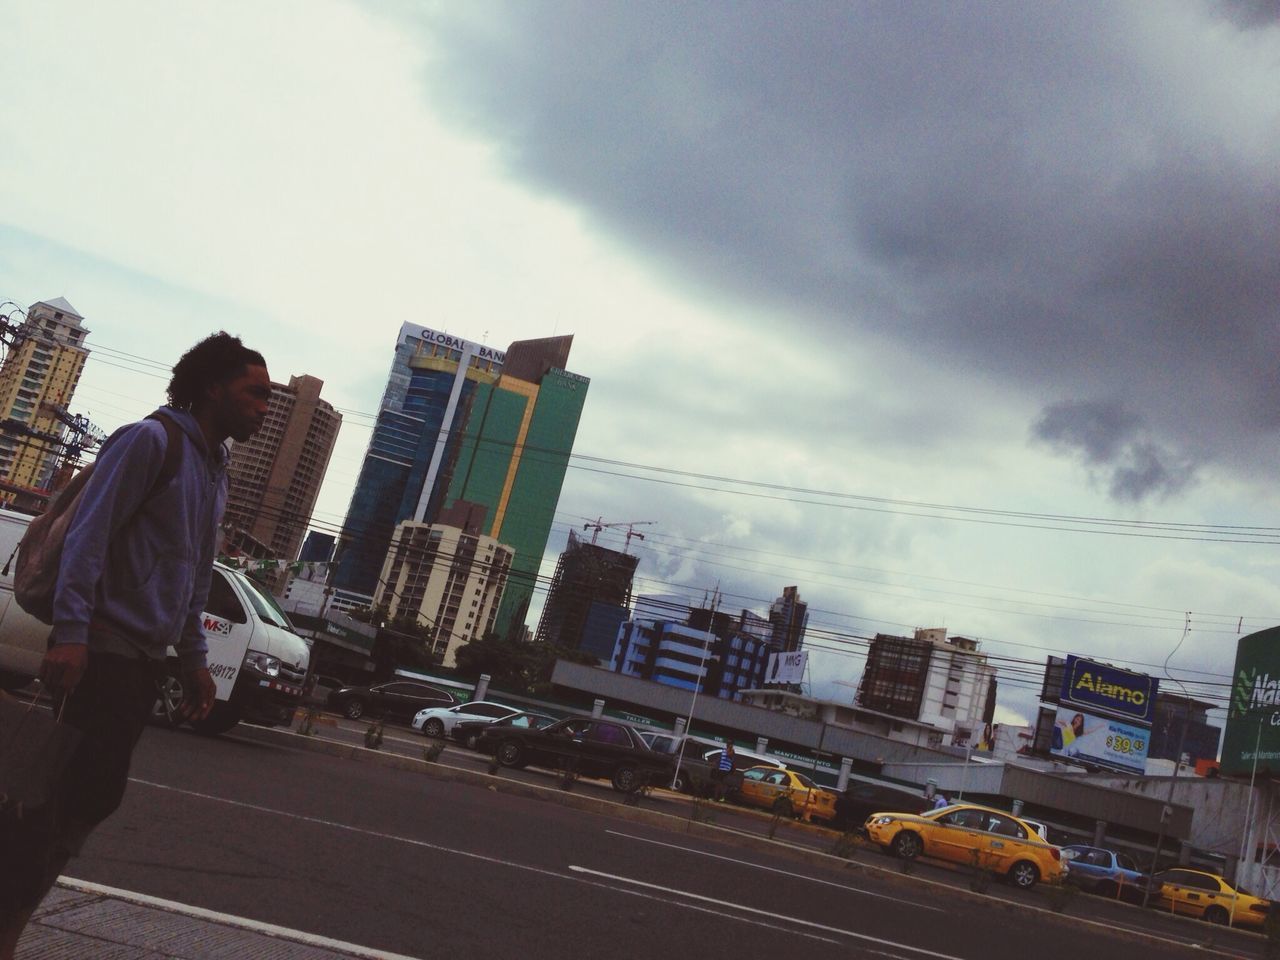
[534,529,640,660]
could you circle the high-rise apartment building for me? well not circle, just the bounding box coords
[0,298,90,500]
[223,374,341,562]
[768,585,809,653]
[374,519,513,667]
[334,324,587,637]
[534,529,640,660]
[856,628,996,748]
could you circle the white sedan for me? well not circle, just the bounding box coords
[412,700,520,738]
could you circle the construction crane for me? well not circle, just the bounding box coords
[582,518,656,554]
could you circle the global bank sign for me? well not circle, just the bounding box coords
[413,324,506,365]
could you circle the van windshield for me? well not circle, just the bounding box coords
[232,571,295,631]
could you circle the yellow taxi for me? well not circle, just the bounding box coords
[737,766,838,823]
[1150,868,1272,928]
[864,803,1064,889]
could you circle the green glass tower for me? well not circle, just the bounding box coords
[335,328,588,640]
[434,337,588,636]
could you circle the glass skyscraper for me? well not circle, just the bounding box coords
[333,323,587,637]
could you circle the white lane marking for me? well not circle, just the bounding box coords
[569,866,969,960]
[605,829,944,912]
[57,877,424,960]
[125,779,841,945]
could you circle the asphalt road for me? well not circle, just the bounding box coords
[60,722,1268,960]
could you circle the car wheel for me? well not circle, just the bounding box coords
[1204,905,1229,925]
[424,718,445,738]
[496,740,524,768]
[1008,861,1040,890]
[150,670,185,728]
[343,699,364,720]
[611,765,640,793]
[891,831,922,860]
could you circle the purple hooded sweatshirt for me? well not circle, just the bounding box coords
[49,407,227,671]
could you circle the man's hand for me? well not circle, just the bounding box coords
[177,667,216,722]
[40,644,88,696]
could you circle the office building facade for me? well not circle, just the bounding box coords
[611,602,779,700]
[769,585,809,653]
[374,520,513,667]
[856,628,996,748]
[223,374,341,562]
[0,298,90,499]
[334,324,587,637]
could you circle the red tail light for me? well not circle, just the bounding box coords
[1050,848,1061,861]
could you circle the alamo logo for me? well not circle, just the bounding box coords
[1073,672,1147,706]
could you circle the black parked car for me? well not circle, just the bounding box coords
[454,710,558,750]
[326,680,456,722]
[477,716,675,793]
[835,780,932,831]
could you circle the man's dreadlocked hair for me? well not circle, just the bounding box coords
[166,332,266,411]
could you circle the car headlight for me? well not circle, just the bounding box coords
[243,651,281,677]
[871,816,895,826]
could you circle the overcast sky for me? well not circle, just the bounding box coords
[3,1,1278,728]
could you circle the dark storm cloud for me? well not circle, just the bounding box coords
[1032,399,1197,501]
[405,1,1280,493]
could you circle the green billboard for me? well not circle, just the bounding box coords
[1221,625,1280,777]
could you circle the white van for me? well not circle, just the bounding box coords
[0,508,309,735]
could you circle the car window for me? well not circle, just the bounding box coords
[475,704,513,718]
[406,683,450,699]
[1117,854,1138,871]
[1086,850,1110,867]
[765,771,788,786]
[231,569,294,629]
[987,815,1026,838]
[1158,870,1194,885]
[381,683,417,695]
[586,722,631,746]
[743,769,767,782]
[795,773,817,789]
[1180,874,1221,892]
[940,809,986,830]
[205,571,248,624]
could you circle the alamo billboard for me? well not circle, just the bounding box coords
[1221,625,1280,778]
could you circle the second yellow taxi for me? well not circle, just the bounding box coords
[736,766,838,823]
[864,802,1064,889]
[1150,868,1272,928]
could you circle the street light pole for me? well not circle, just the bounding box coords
[670,588,720,791]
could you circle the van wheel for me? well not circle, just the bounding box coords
[150,670,185,728]
[192,702,240,736]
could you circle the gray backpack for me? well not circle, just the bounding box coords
[6,413,183,625]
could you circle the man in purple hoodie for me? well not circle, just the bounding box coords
[1,332,270,957]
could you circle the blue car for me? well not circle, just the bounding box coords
[1062,845,1151,902]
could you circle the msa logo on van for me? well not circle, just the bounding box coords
[202,615,233,637]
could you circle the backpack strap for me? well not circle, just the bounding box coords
[145,411,184,497]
